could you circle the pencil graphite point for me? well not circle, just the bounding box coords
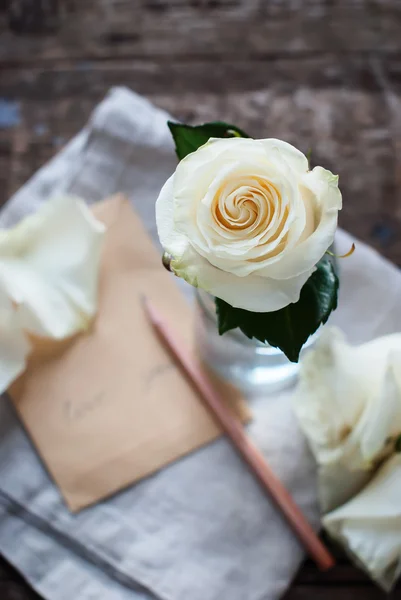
[140,294,151,318]
[140,293,147,308]
[141,295,162,328]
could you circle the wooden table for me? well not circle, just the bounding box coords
[0,1,401,598]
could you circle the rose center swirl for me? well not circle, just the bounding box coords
[212,178,285,238]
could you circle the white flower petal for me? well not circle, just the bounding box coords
[0,290,30,393]
[174,141,270,244]
[173,243,313,312]
[352,354,401,466]
[0,195,105,339]
[262,167,342,279]
[174,138,266,202]
[156,174,190,260]
[294,327,401,511]
[324,454,401,592]
[259,138,309,174]
[294,328,368,463]
[318,462,372,517]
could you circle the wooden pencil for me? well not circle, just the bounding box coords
[143,297,335,571]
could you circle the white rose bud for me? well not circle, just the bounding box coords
[156,137,342,312]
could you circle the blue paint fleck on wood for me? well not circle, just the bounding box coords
[0,99,21,128]
[371,223,395,246]
[34,123,49,136]
[52,136,65,147]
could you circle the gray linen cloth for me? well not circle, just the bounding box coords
[0,87,401,600]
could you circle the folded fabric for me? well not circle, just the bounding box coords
[0,87,320,600]
[1,86,401,600]
[0,494,155,600]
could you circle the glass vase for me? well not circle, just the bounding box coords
[194,289,319,396]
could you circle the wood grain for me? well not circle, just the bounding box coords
[0,557,40,599]
[1,0,401,63]
[1,61,400,263]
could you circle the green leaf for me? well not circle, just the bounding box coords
[168,121,249,160]
[215,256,339,363]
[216,297,241,336]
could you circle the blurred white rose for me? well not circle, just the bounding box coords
[156,137,342,312]
[294,327,401,590]
[293,327,401,512]
[0,195,105,393]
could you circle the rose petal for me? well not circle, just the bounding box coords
[0,195,105,339]
[324,454,401,592]
[172,243,313,312]
[0,290,30,393]
[260,167,342,279]
[173,141,275,250]
[350,354,401,466]
[194,168,298,270]
[259,138,309,175]
[294,328,368,463]
[156,174,189,259]
[294,327,401,511]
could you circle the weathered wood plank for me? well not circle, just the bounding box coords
[2,54,397,97]
[0,557,40,599]
[283,586,394,600]
[1,0,401,64]
[1,2,401,599]
[1,554,398,600]
[1,62,399,264]
[295,562,397,586]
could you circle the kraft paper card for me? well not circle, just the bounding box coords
[9,195,250,512]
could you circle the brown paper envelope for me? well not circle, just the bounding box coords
[10,195,250,512]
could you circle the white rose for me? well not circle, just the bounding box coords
[156,137,342,312]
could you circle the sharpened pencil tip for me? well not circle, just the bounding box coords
[140,294,150,317]
[140,293,147,307]
[141,295,162,327]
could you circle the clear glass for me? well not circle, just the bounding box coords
[194,289,319,396]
